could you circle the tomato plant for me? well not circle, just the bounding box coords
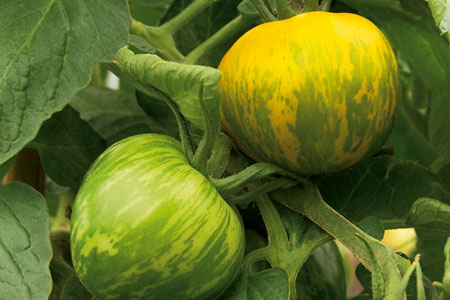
[0,1,449,300]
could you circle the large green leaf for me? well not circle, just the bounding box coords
[61,273,93,300]
[406,198,450,233]
[379,161,449,219]
[416,229,449,282]
[318,154,449,282]
[318,152,450,227]
[0,0,130,164]
[129,0,174,26]
[337,0,450,166]
[296,242,347,300]
[385,64,440,168]
[0,182,52,300]
[29,105,105,188]
[225,268,290,300]
[135,89,180,138]
[113,48,222,133]
[71,85,173,139]
[426,0,450,41]
[318,151,394,220]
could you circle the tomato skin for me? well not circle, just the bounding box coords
[219,11,400,175]
[70,134,245,300]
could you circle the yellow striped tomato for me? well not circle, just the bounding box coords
[219,11,400,175]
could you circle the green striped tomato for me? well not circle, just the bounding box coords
[219,11,400,175]
[70,134,245,300]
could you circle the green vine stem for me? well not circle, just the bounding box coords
[129,0,216,62]
[184,15,258,65]
[274,0,296,19]
[50,191,73,233]
[244,194,332,300]
[191,82,216,174]
[153,89,196,162]
[206,133,232,178]
[301,0,319,12]
[210,162,303,198]
[159,0,215,35]
[381,218,408,230]
[228,178,298,208]
[414,255,426,299]
[250,0,277,22]
[129,20,184,62]
[90,64,109,86]
[319,0,333,11]
[271,184,412,299]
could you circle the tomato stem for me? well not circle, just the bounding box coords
[301,0,319,12]
[274,0,296,20]
[159,0,215,35]
[184,15,258,65]
[252,194,332,300]
[192,81,216,174]
[210,162,303,199]
[50,191,73,233]
[229,178,298,208]
[319,0,333,12]
[206,133,232,178]
[250,0,277,22]
[159,93,196,162]
[414,255,426,299]
[381,218,408,230]
[271,184,413,299]
[129,19,184,62]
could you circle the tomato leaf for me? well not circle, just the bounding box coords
[0,0,130,165]
[318,151,394,220]
[113,48,222,133]
[405,198,450,233]
[135,90,181,138]
[386,108,439,168]
[71,85,173,139]
[438,163,450,191]
[276,204,330,249]
[129,34,156,54]
[0,182,52,300]
[129,0,174,26]
[425,0,450,41]
[379,161,449,220]
[29,105,106,188]
[385,64,440,168]
[61,273,92,300]
[225,268,290,300]
[356,217,384,241]
[319,153,450,225]
[296,242,348,300]
[415,229,449,282]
